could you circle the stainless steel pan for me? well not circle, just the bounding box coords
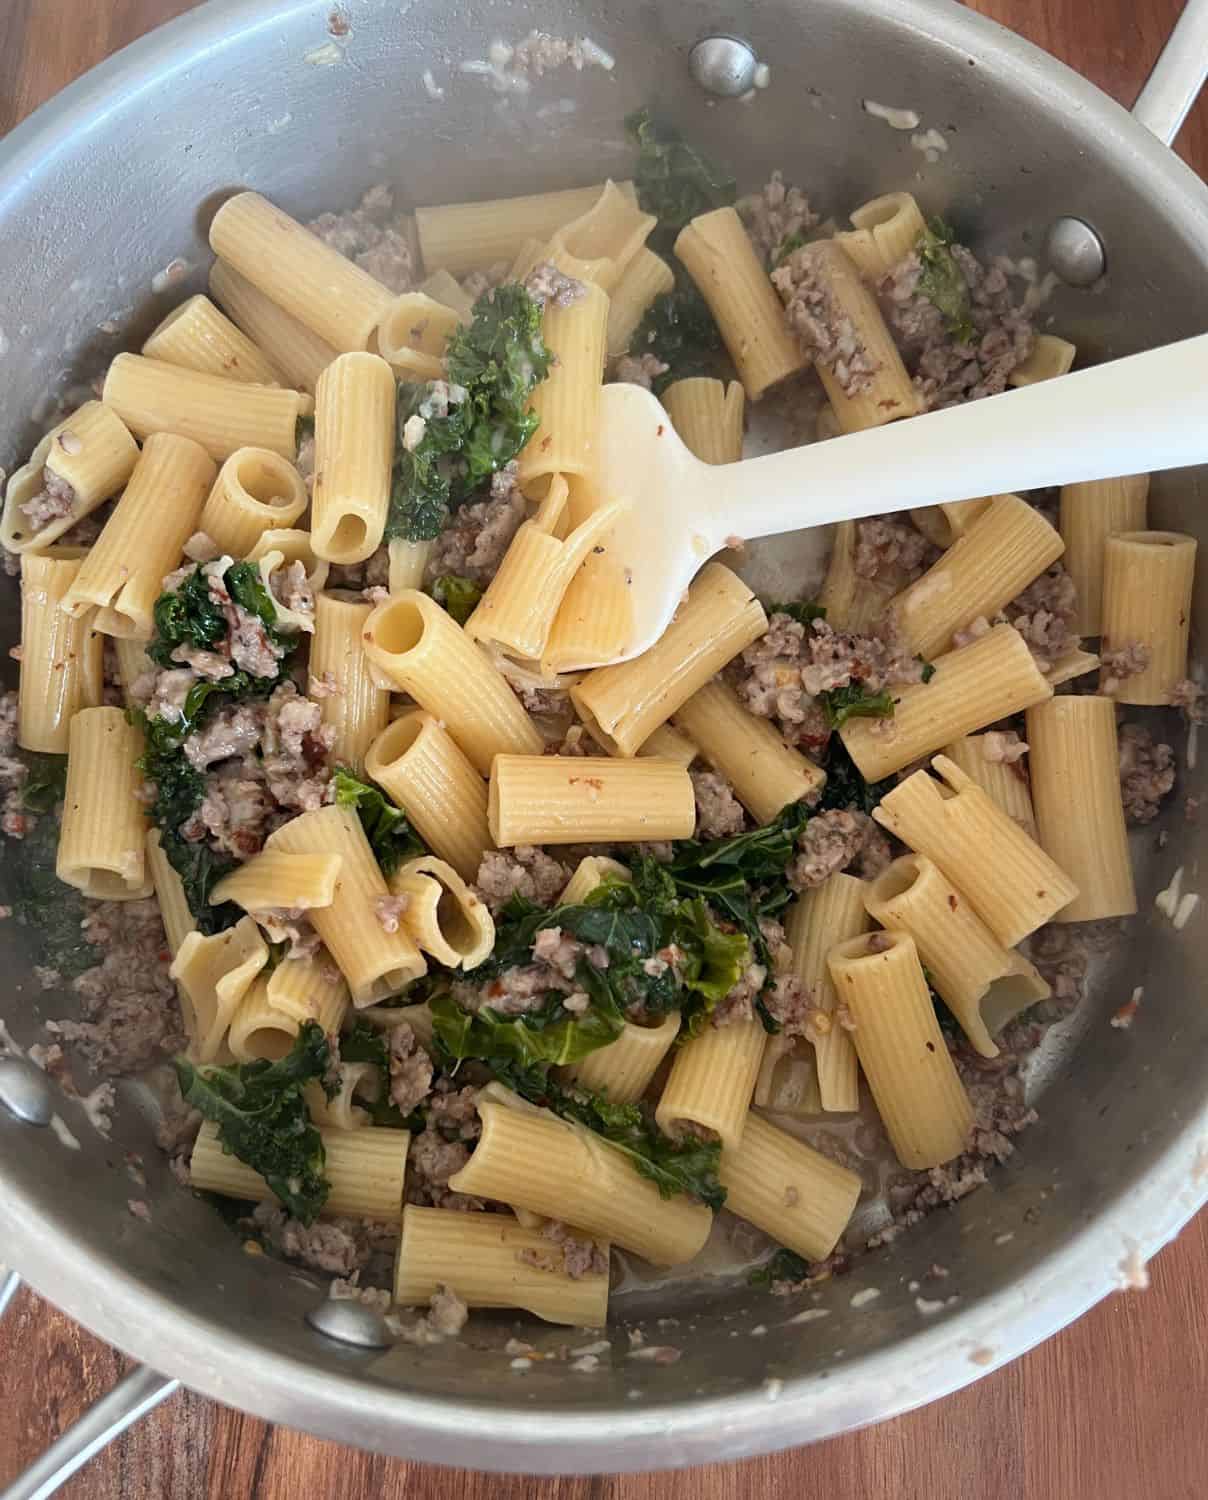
[3,0,1208,1489]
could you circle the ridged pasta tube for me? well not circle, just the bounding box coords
[209,259,338,395]
[56,708,151,900]
[142,294,283,385]
[311,352,396,564]
[145,830,194,959]
[198,448,308,558]
[654,1017,766,1152]
[489,754,695,846]
[661,377,745,466]
[817,520,897,632]
[827,932,973,1170]
[0,402,139,554]
[909,496,994,551]
[544,181,656,292]
[395,1206,609,1327]
[571,562,767,756]
[606,246,675,356]
[365,711,492,882]
[209,850,342,914]
[1009,334,1077,386]
[1058,473,1148,636]
[833,191,927,278]
[839,624,1053,782]
[310,593,390,773]
[518,283,609,492]
[563,1012,681,1105]
[941,733,1038,838]
[361,591,543,773]
[388,854,495,970]
[247,529,329,634]
[448,1099,712,1266]
[171,917,269,1062]
[209,192,395,353]
[18,549,104,753]
[375,293,461,381]
[784,874,869,1112]
[872,755,1079,947]
[1100,531,1197,703]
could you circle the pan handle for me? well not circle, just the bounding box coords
[0,1272,179,1500]
[1133,0,1208,145]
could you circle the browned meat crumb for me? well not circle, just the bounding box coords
[18,466,77,532]
[308,184,415,293]
[789,808,885,891]
[773,247,877,396]
[692,768,747,839]
[1170,678,1207,724]
[46,900,182,1076]
[0,689,33,839]
[709,953,768,1027]
[406,1086,487,1212]
[880,242,1034,409]
[614,352,669,389]
[251,908,322,960]
[1118,722,1176,824]
[866,931,894,954]
[423,462,526,588]
[1002,564,1079,670]
[392,1283,469,1344]
[737,170,818,266]
[1099,641,1150,695]
[518,1219,609,1279]
[852,516,938,585]
[454,925,590,1018]
[523,261,586,308]
[460,262,510,301]
[387,1020,434,1114]
[474,844,570,914]
[251,1203,387,1275]
[268,559,315,621]
[183,531,221,563]
[374,893,410,934]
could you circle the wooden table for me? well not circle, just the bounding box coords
[3,2,1207,1495]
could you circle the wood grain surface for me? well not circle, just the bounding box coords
[2,2,1207,1496]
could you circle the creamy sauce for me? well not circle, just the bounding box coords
[862,100,921,130]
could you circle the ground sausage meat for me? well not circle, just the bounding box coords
[474,844,571,913]
[692,769,747,839]
[523,261,586,308]
[789,808,884,891]
[852,517,937,585]
[1118,722,1176,824]
[1002,564,1079,670]
[614,352,670,390]
[1099,641,1151,695]
[387,1020,434,1115]
[251,1203,380,1275]
[773,247,878,396]
[308,184,415,293]
[18,466,77,533]
[737,170,818,266]
[424,462,527,588]
[518,1219,609,1278]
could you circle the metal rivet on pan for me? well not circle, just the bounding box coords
[306,1296,392,1349]
[1045,217,1106,287]
[0,1059,54,1127]
[689,36,760,98]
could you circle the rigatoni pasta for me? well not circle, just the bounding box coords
[375,293,462,381]
[102,353,305,462]
[654,1017,766,1152]
[209,258,338,395]
[198,447,308,558]
[840,624,1053,782]
[0,401,139,554]
[266,805,427,1005]
[941,733,1038,837]
[142,294,282,385]
[606,245,675,356]
[1059,473,1148,636]
[674,206,807,399]
[571,562,767,755]
[395,1206,609,1327]
[518,283,609,491]
[361,590,544,773]
[1008,334,1077,386]
[309,593,391,773]
[1026,696,1136,922]
[489,754,695,846]
[661,378,745,466]
[209,191,395,353]
[817,519,898,632]
[672,677,824,823]
[56,708,151,900]
[564,1011,681,1105]
[388,854,495,970]
[784,874,870,1113]
[834,191,928,278]
[311,352,396,564]
[827,931,974,1169]
[209,850,342,914]
[365,712,492,883]
[873,755,1079,946]
[171,917,269,1062]
[1100,531,1197,703]
[18,549,103,753]
[544,180,655,292]
[145,830,194,959]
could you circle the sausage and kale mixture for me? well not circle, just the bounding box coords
[0,110,1194,1331]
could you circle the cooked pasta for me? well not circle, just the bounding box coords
[1008,334,1077,386]
[209,258,338,394]
[661,378,745,466]
[834,191,928,278]
[142,294,283,385]
[388,854,495,970]
[1100,531,1197,703]
[784,875,869,1113]
[941,733,1038,838]
[18,549,103,754]
[310,593,391,773]
[171,917,269,1063]
[198,447,308,558]
[544,180,655,292]
[817,519,897,631]
[517,283,609,491]
[489,754,695,846]
[311,352,396,565]
[375,293,462,381]
[654,1017,766,1152]
[571,562,767,755]
[209,850,342,914]
[564,1011,681,1105]
[1059,473,1149,636]
[606,246,675,356]
[56,708,151,900]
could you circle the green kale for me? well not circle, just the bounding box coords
[149,565,228,667]
[332,768,426,875]
[18,752,67,813]
[430,986,625,1070]
[813,736,895,817]
[630,282,723,394]
[916,219,976,345]
[338,1020,423,1129]
[920,658,937,684]
[175,1022,334,1223]
[765,600,827,629]
[225,561,294,651]
[386,285,552,543]
[748,1248,811,1287]
[431,574,483,626]
[625,108,737,247]
[819,683,895,730]
[148,560,293,688]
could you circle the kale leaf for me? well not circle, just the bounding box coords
[18,752,67,813]
[625,108,737,247]
[430,986,625,1070]
[175,1021,333,1224]
[338,1019,424,1129]
[748,1248,811,1287]
[332,768,426,875]
[630,282,723,394]
[916,219,976,345]
[431,574,483,626]
[819,682,895,730]
[149,565,228,667]
[386,284,552,543]
[813,736,895,817]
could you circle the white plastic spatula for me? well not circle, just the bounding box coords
[574,332,1208,669]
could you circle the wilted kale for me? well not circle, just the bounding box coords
[819,682,895,730]
[386,284,552,543]
[916,219,976,345]
[175,1021,334,1224]
[813,736,895,817]
[148,559,293,687]
[625,108,737,248]
[430,987,625,1070]
[432,1019,725,1208]
[338,1019,424,1129]
[18,752,67,813]
[332,768,426,875]
[430,574,483,626]
[630,282,723,394]
[748,1248,811,1287]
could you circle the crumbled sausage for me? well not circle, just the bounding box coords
[691,769,747,839]
[737,170,818,266]
[1118,722,1176,824]
[773,247,878,396]
[474,844,571,913]
[308,184,415,293]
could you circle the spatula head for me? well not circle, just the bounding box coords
[565,382,719,670]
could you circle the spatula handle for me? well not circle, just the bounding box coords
[704,332,1208,546]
